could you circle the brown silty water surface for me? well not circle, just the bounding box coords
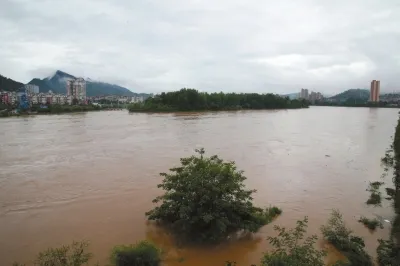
[0,107,397,265]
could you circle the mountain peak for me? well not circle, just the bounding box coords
[46,70,75,80]
[28,71,149,97]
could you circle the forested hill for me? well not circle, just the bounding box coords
[329,89,369,102]
[0,74,23,91]
[128,88,309,112]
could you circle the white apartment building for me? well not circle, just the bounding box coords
[67,77,86,104]
[29,92,68,105]
[130,96,144,103]
[24,84,39,95]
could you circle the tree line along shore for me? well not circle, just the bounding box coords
[127,88,309,112]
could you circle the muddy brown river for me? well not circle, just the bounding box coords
[0,107,398,265]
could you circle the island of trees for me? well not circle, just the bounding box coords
[128,88,309,112]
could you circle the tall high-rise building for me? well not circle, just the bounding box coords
[370,80,380,102]
[299,88,309,100]
[67,78,86,104]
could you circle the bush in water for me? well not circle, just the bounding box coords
[12,241,92,266]
[145,148,281,244]
[110,241,161,266]
[261,217,326,266]
[358,216,383,230]
[321,210,373,266]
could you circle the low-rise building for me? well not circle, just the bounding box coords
[0,91,17,104]
[130,96,144,103]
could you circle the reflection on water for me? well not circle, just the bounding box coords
[0,107,398,265]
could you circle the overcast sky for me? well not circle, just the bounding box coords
[1,0,399,94]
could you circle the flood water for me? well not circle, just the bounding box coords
[0,107,398,265]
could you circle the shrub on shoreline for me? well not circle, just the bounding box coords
[321,210,373,266]
[366,182,383,206]
[261,217,326,266]
[110,241,161,266]
[12,241,92,266]
[358,216,383,230]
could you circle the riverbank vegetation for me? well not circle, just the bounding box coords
[13,240,161,266]
[392,115,400,241]
[110,241,162,266]
[145,148,282,244]
[31,104,105,114]
[321,210,373,266]
[261,216,326,266]
[12,241,92,266]
[358,216,383,230]
[0,103,117,117]
[128,88,309,112]
[366,181,384,206]
[371,113,400,265]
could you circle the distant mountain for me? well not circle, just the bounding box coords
[86,81,138,97]
[0,74,23,91]
[28,70,148,97]
[44,70,76,93]
[28,78,54,92]
[329,89,370,102]
[281,93,299,100]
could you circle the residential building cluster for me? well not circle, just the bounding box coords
[1,89,70,105]
[299,88,323,102]
[87,95,145,103]
[1,78,145,106]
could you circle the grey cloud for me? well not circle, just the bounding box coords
[0,0,399,94]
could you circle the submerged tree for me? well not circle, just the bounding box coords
[33,241,92,266]
[261,217,326,266]
[110,241,162,266]
[146,148,281,244]
[321,210,373,266]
